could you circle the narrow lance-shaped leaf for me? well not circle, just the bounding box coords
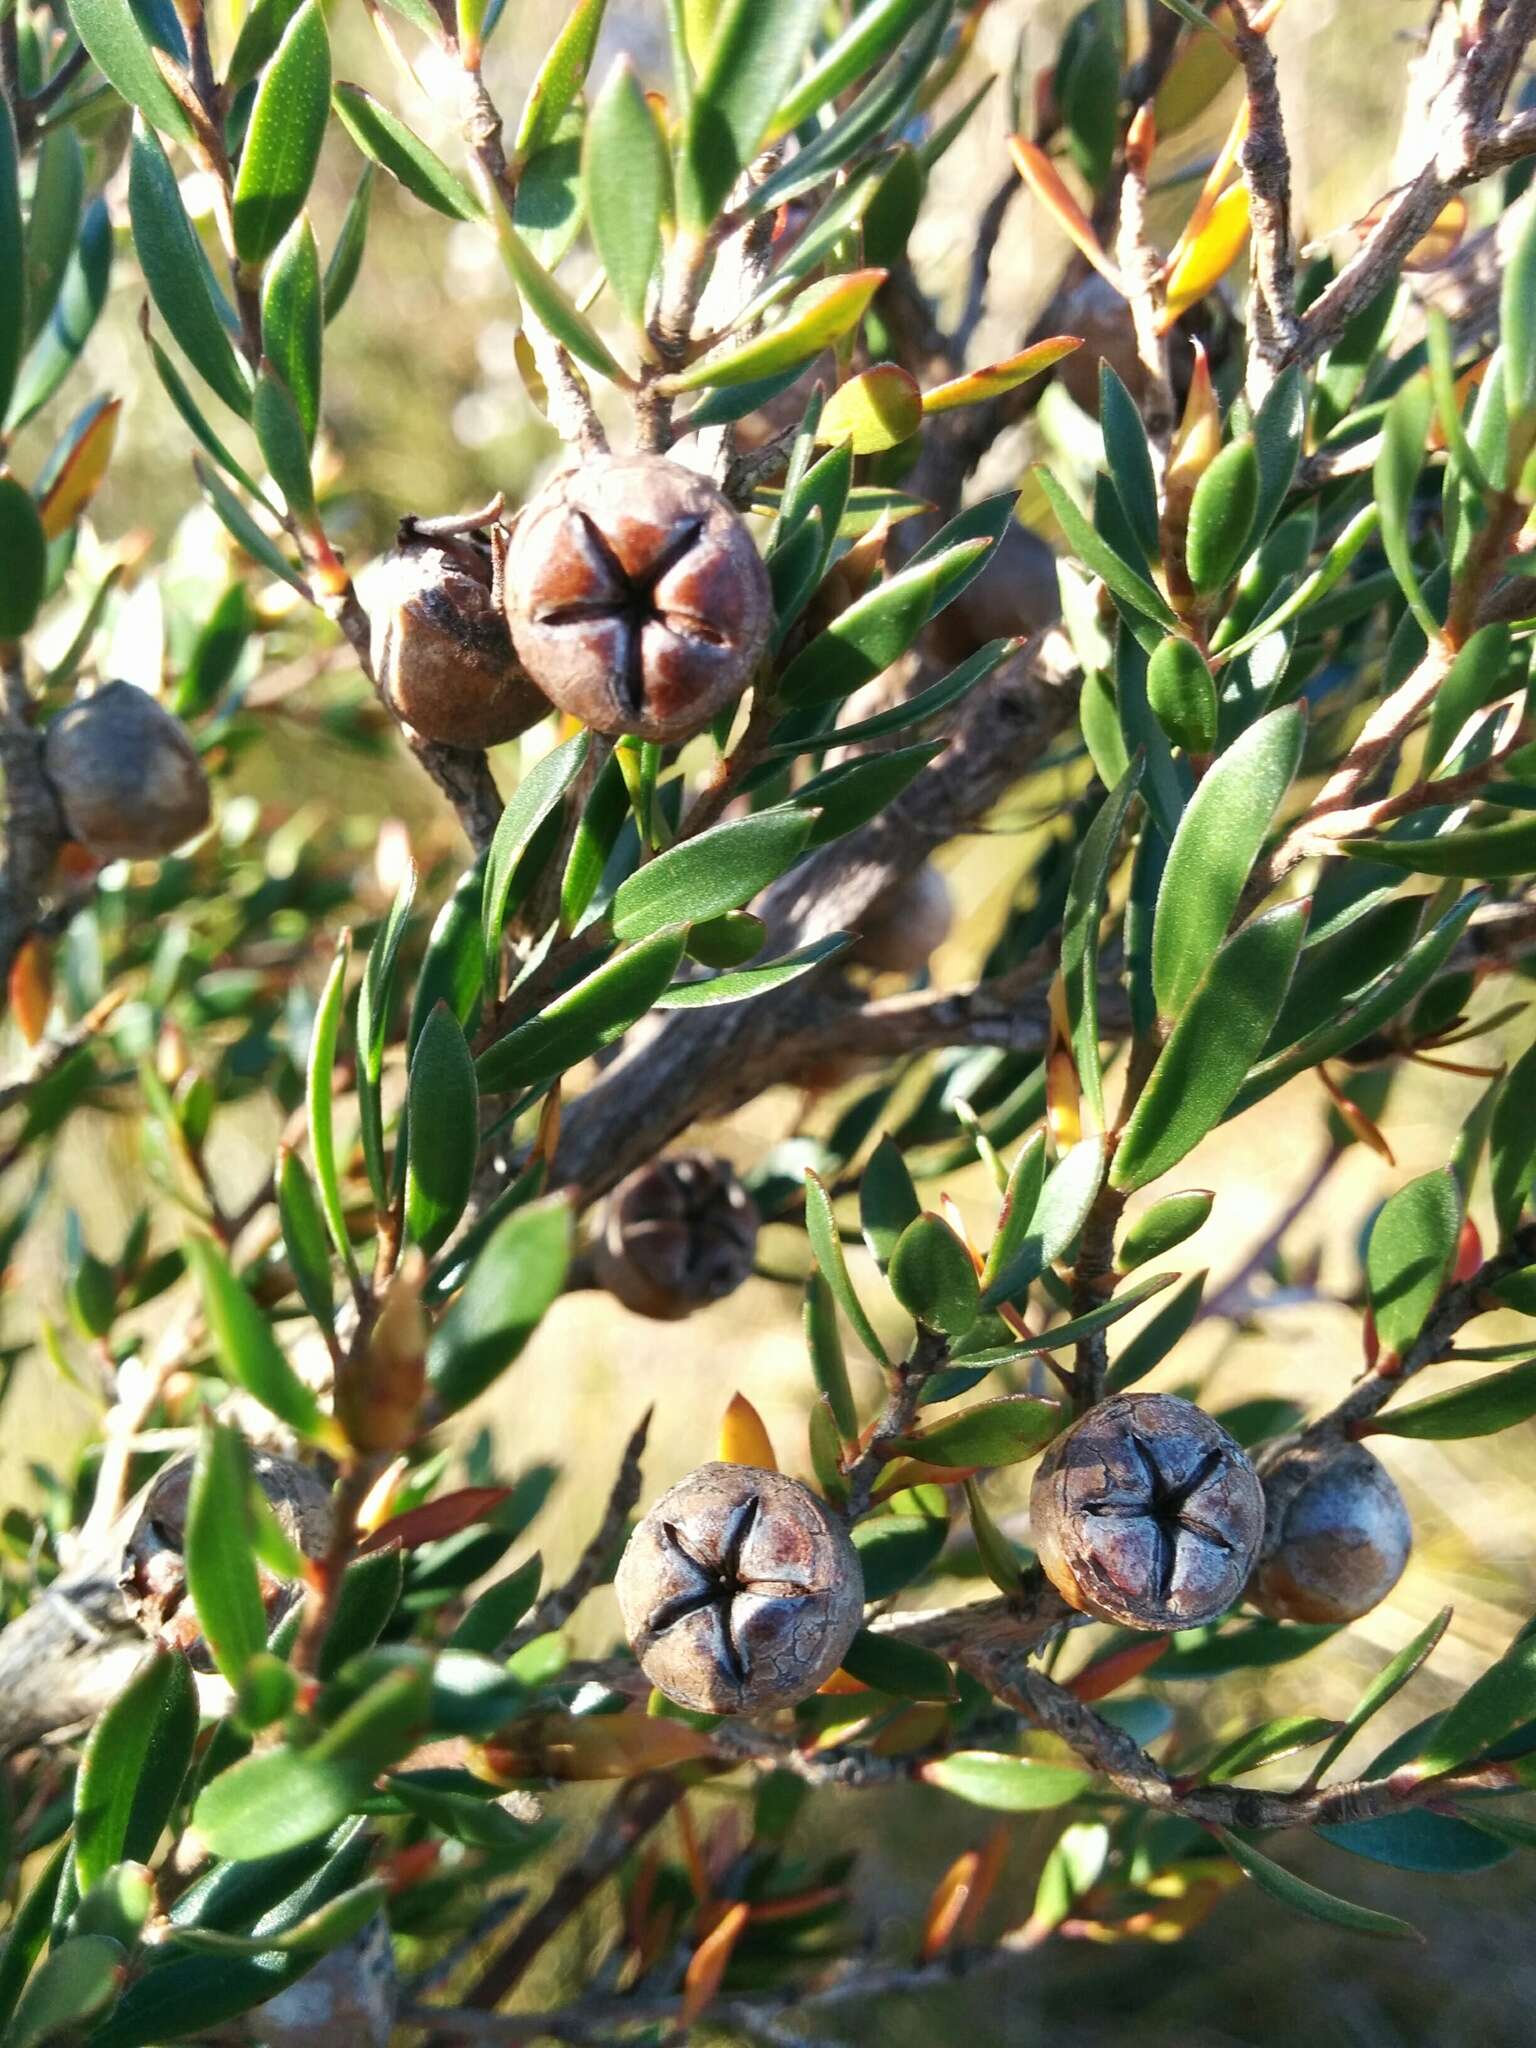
[482,732,589,977]
[777,537,989,706]
[185,1237,330,1442]
[68,0,196,142]
[583,58,665,326]
[1368,1356,1536,1441]
[1374,374,1439,640]
[0,98,22,429]
[476,927,687,1094]
[921,338,1081,416]
[1404,1631,1536,1780]
[514,0,609,158]
[804,1270,858,1442]
[678,0,825,229]
[804,1170,889,1368]
[487,205,626,385]
[1309,1608,1452,1783]
[253,358,317,520]
[894,1395,1061,1468]
[75,1650,197,1892]
[1214,1828,1420,1941]
[1037,466,1178,629]
[333,86,483,222]
[653,933,851,1008]
[1340,812,1536,880]
[404,1004,479,1257]
[1490,1036,1536,1241]
[129,124,253,421]
[0,480,46,639]
[307,930,360,1281]
[860,1132,921,1270]
[888,1213,980,1337]
[1061,758,1142,1122]
[262,216,324,449]
[427,1196,572,1415]
[324,166,374,324]
[183,1422,269,1686]
[981,1137,1107,1308]
[277,1144,336,1335]
[232,2,331,265]
[7,197,113,433]
[768,0,941,139]
[611,808,814,940]
[664,269,887,395]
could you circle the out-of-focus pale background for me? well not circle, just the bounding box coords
[5,3,1536,2041]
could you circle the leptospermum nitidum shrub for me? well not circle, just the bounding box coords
[4,2,1536,2040]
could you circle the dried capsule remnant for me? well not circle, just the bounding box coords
[592,1153,760,1321]
[1248,1437,1412,1624]
[616,1463,864,1714]
[368,521,548,750]
[851,863,953,977]
[1031,1393,1263,1631]
[118,1450,333,1671]
[506,453,772,743]
[44,681,211,862]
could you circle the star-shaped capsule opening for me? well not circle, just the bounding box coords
[1082,1434,1234,1604]
[646,1493,815,1689]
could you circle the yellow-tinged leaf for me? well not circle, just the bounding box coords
[719,1391,776,1469]
[36,398,122,541]
[921,1848,980,1960]
[1405,196,1468,272]
[681,1900,749,2028]
[1172,99,1248,261]
[939,1193,984,1275]
[818,1667,872,1696]
[662,270,887,394]
[870,1701,949,1754]
[356,1455,410,1534]
[1008,138,1125,292]
[9,935,52,1045]
[1046,973,1082,1148]
[1154,5,1239,134]
[922,337,1083,414]
[1161,183,1250,327]
[482,1710,715,1782]
[871,1455,982,1499]
[1320,1066,1397,1164]
[1166,339,1222,493]
[513,331,549,416]
[817,363,922,453]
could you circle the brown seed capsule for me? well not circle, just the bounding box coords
[1031,1393,1263,1631]
[592,1153,760,1321]
[44,681,211,861]
[851,863,953,977]
[1248,1437,1412,1624]
[505,454,772,743]
[118,1450,333,1670]
[367,522,549,749]
[616,1462,864,1714]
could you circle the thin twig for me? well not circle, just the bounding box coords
[1231,0,1301,387]
[509,1409,652,1648]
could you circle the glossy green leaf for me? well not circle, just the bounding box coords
[1205,1713,1341,1782]
[1374,374,1437,637]
[232,1,330,264]
[1151,705,1304,1019]
[353,863,414,1205]
[427,1195,572,1414]
[1371,1357,1536,1440]
[839,1628,956,1702]
[193,1747,371,1861]
[1341,811,1536,878]
[449,1553,542,1654]
[196,456,308,592]
[129,124,253,421]
[261,215,323,448]
[1216,1829,1419,1940]
[888,1212,980,1337]
[1310,1608,1452,1784]
[804,1168,889,1367]
[778,537,989,706]
[1113,901,1308,1192]
[1318,1810,1511,1875]
[1099,364,1158,560]
[808,1391,850,1505]
[1213,501,1380,668]
[893,1394,1061,1468]
[0,478,46,638]
[804,1270,858,1441]
[70,1865,155,1948]
[1405,1632,1536,1782]
[1250,362,1305,546]
[612,809,813,941]
[979,1132,1048,1295]
[964,1477,1026,1596]
[186,1236,328,1439]
[980,1137,1106,1307]
[512,103,585,272]
[1037,466,1177,629]
[482,732,588,977]
[584,57,665,325]
[1365,1167,1460,1364]
[951,1274,1177,1369]
[1119,1190,1211,1269]
[184,1422,268,1684]
[68,0,195,141]
[654,933,850,1007]
[1424,623,1512,775]
[769,0,940,138]
[794,739,940,844]
[1503,197,1536,423]
[75,1649,196,1892]
[665,268,886,394]
[490,212,625,384]
[860,1132,920,1270]
[324,165,374,323]
[406,860,485,1061]
[252,358,316,518]
[1491,1037,1536,1241]
[818,363,923,453]
[1062,760,1142,1121]
[8,1935,126,2048]
[1185,435,1259,595]
[0,1843,69,2039]
[228,0,306,89]
[768,640,1012,758]
[402,1005,478,1257]
[21,129,83,354]
[333,85,483,221]
[0,97,22,428]
[922,1750,1092,1812]
[175,582,251,717]
[513,0,607,157]
[678,0,824,228]
[306,929,358,1278]
[850,1510,945,1598]
[477,928,685,1093]
[8,195,111,432]
[1147,637,1218,754]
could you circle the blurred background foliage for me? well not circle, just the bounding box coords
[4,1,1535,2041]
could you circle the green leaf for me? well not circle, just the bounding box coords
[8,1935,126,2048]
[476,927,686,1093]
[1341,811,1536,878]
[1204,1714,1340,1782]
[129,124,253,421]
[980,1137,1106,1307]
[8,193,111,432]
[964,1477,1026,1596]
[922,1750,1092,1812]
[1309,1607,1452,1783]
[70,1865,156,1948]
[839,1628,956,1701]
[804,1270,858,1442]
[228,0,306,90]
[584,58,665,326]
[979,1132,1047,1295]
[1185,435,1259,595]
[512,104,585,272]
[612,809,813,941]
[67,0,195,141]
[808,1392,850,1504]
[769,0,940,138]
[514,0,607,158]
[22,130,83,356]
[1491,1037,1536,1241]
[1112,901,1308,1192]
[1099,363,1158,559]
[449,1554,542,1654]
[1037,466,1178,629]
[427,1195,572,1415]
[653,934,850,1007]
[232,2,330,265]
[1250,363,1305,546]
[489,211,626,384]
[1150,706,1304,1019]
[353,865,414,1206]
[1405,1631,1536,1779]
[196,455,308,588]
[333,85,483,221]
[850,1511,945,1598]
[0,1843,69,2039]
[406,860,485,1060]
[0,478,46,638]
[1119,1190,1211,1269]
[175,582,251,718]
[0,97,22,428]
[1503,197,1536,423]
[665,268,886,394]
[804,1169,889,1367]
[1062,760,1142,1121]
[404,1004,479,1256]
[767,640,1012,757]
[1370,1357,1536,1440]
[860,1131,920,1270]
[817,363,923,453]
[75,1650,196,1893]
[1318,1810,1512,1875]
[678,0,824,229]
[87,1953,297,2048]
[1215,1829,1419,1940]
[1365,1168,1460,1364]
[1374,374,1438,638]
[252,358,316,518]
[894,1394,1061,1468]
[193,1748,371,1861]
[324,165,374,323]
[1146,637,1218,754]
[794,740,941,844]
[777,537,989,706]
[482,732,589,978]
[307,929,358,1280]
[1423,622,1511,775]
[888,1212,980,1337]
[261,215,323,448]
[951,1273,1178,1369]
[186,1237,328,1440]
[184,1422,269,1684]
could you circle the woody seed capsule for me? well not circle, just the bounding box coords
[44,681,211,862]
[1248,1437,1412,1624]
[592,1153,760,1321]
